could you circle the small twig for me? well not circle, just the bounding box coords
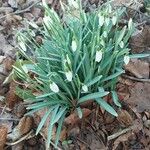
[0,117,20,121]
[108,126,134,141]
[76,137,91,149]
[6,130,34,146]
[122,74,150,83]
[39,131,62,150]
[0,0,40,20]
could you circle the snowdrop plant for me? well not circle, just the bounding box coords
[12,0,149,148]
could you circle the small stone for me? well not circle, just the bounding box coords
[24,13,34,20]
[0,56,6,64]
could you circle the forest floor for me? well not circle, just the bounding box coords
[0,0,150,150]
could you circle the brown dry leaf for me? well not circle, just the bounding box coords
[8,0,18,8]
[117,109,133,127]
[0,126,8,150]
[0,34,15,58]
[12,102,26,118]
[34,108,56,140]
[130,25,150,53]
[3,57,15,72]
[126,82,150,112]
[125,59,149,79]
[112,131,133,150]
[7,116,33,141]
[5,81,21,109]
[64,108,92,126]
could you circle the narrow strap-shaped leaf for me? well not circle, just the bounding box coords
[78,91,109,103]
[36,93,55,99]
[50,105,60,125]
[129,54,150,59]
[86,75,102,87]
[36,107,54,135]
[76,107,83,119]
[46,105,60,148]
[111,91,121,107]
[96,98,118,116]
[27,101,66,110]
[101,70,124,82]
[51,106,67,125]
[55,111,67,146]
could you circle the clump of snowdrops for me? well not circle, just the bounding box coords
[10,0,148,148]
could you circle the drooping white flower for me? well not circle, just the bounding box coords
[124,55,130,65]
[65,71,73,82]
[69,0,79,9]
[119,41,124,48]
[82,85,88,92]
[71,40,77,52]
[105,17,110,26]
[98,15,104,27]
[43,16,53,27]
[95,51,103,62]
[108,4,112,13]
[103,31,107,38]
[50,82,59,93]
[128,18,132,30]
[66,54,71,65]
[112,16,117,25]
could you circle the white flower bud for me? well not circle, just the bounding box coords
[128,18,132,30]
[65,71,73,82]
[112,16,117,25]
[119,41,124,48]
[95,51,103,62]
[66,54,71,65]
[82,85,88,92]
[105,17,110,26]
[43,16,53,27]
[72,0,79,9]
[71,40,77,52]
[103,31,107,38]
[124,55,130,65]
[50,82,59,93]
[98,15,104,27]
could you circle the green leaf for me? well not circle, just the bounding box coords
[51,106,67,125]
[78,91,109,103]
[86,75,102,87]
[36,107,54,135]
[36,93,55,99]
[76,107,83,118]
[111,91,121,107]
[55,111,67,146]
[101,70,125,82]
[129,54,150,59]
[96,98,118,116]
[16,87,35,100]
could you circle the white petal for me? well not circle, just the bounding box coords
[66,54,71,65]
[119,41,124,48]
[82,85,88,92]
[105,17,110,26]
[124,55,130,65]
[50,82,59,93]
[99,15,104,27]
[71,40,77,52]
[103,31,107,38]
[19,41,26,51]
[128,18,132,30]
[72,0,79,9]
[43,16,53,27]
[112,16,117,25]
[95,51,103,62]
[66,71,73,82]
